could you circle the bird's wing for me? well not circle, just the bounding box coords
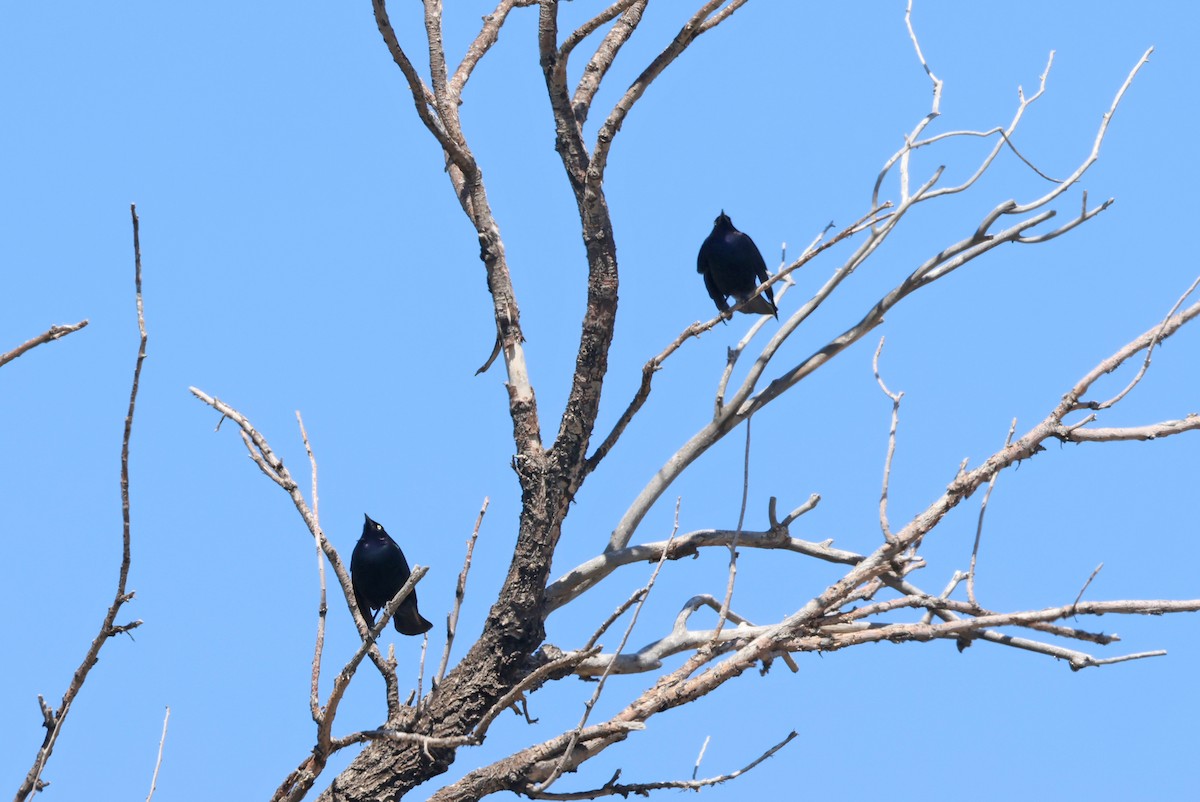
[701,267,729,311]
[739,233,775,305]
[738,233,770,283]
[350,546,369,616]
[696,239,710,275]
[698,247,730,311]
[386,542,417,603]
[353,582,375,624]
[700,267,724,309]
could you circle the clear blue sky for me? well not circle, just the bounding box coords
[3,3,1197,800]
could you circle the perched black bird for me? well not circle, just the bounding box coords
[351,514,432,636]
[696,211,778,317]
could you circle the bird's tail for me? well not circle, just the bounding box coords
[740,294,778,317]
[394,607,434,636]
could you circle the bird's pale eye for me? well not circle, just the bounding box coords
[375,524,382,531]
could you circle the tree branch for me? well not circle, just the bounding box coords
[524,729,798,799]
[449,0,537,97]
[371,0,465,168]
[0,320,88,369]
[591,0,751,178]
[547,517,846,614]
[15,206,146,801]
[188,388,399,689]
[566,0,647,125]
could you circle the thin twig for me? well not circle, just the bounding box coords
[1092,275,1200,410]
[145,706,170,802]
[437,497,489,685]
[416,633,429,704]
[714,418,752,640]
[967,418,1016,605]
[692,735,711,780]
[583,589,649,654]
[905,0,942,114]
[1073,564,1104,609]
[714,289,786,418]
[526,730,798,800]
[873,337,903,543]
[580,500,679,656]
[920,571,967,626]
[471,647,602,743]
[1059,301,1200,418]
[297,412,327,721]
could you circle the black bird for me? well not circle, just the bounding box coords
[696,211,777,317]
[351,514,432,636]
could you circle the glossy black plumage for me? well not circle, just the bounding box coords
[351,513,432,636]
[696,211,777,317]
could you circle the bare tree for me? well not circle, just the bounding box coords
[14,3,1194,801]
[180,2,1200,800]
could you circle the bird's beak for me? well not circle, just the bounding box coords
[364,513,374,525]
